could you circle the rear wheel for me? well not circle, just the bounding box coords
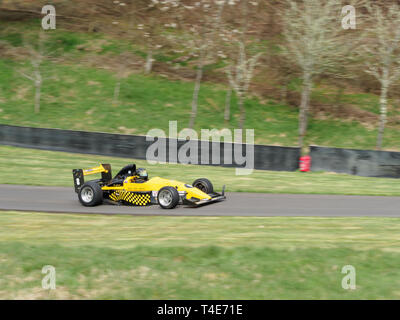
[157,186,180,209]
[192,178,213,194]
[78,181,103,207]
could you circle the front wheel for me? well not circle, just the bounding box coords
[157,186,180,209]
[192,178,214,194]
[78,181,103,207]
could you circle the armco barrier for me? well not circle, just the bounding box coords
[0,124,301,172]
[310,145,400,178]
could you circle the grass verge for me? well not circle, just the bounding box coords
[1,211,400,299]
[1,145,400,196]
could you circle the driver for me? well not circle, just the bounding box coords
[135,168,148,183]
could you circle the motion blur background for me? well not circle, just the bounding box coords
[1,0,400,300]
[2,0,400,150]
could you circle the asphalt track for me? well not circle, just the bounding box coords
[1,184,400,217]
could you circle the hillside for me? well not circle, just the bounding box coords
[1,2,400,150]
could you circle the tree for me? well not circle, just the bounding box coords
[110,0,179,105]
[110,0,156,105]
[109,1,130,106]
[362,2,400,150]
[218,0,241,125]
[226,41,261,130]
[224,86,232,124]
[183,0,230,129]
[281,0,345,149]
[19,31,47,114]
[188,24,207,130]
[139,0,180,74]
[219,0,262,129]
[112,52,134,106]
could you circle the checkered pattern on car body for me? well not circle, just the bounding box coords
[109,191,151,206]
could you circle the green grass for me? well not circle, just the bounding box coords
[2,18,400,302]
[1,57,397,149]
[1,211,400,299]
[1,145,400,196]
[1,21,400,150]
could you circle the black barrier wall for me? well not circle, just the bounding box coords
[0,125,301,172]
[310,145,400,178]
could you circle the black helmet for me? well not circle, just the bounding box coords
[136,168,148,181]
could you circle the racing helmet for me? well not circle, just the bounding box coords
[136,168,148,181]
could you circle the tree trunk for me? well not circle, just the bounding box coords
[34,81,41,114]
[224,87,232,124]
[280,74,290,104]
[34,70,42,114]
[145,48,153,74]
[189,63,203,129]
[334,85,344,107]
[377,79,389,150]
[298,72,312,150]
[238,93,245,130]
[333,84,345,115]
[280,83,287,104]
[113,77,121,106]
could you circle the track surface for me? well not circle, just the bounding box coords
[1,184,399,217]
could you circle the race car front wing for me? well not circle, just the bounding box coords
[183,185,226,206]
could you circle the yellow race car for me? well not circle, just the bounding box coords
[72,163,225,209]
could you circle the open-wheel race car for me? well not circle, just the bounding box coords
[72,163,225,209]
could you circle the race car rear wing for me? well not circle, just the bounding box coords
[72,164,112,193]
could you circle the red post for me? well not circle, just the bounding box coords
[299,155,311,172]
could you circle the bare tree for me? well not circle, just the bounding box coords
[120,0,182,76]
[224,86,232,124]
[219,0,263,129]
[362,3,400,150]
[111,1,179,105]
[109,1,136,106]
[140,1,180,74]
[113,64,123,106]
[112,52,133,106]
[218,0,240,125]
[19,31,46,114]
[184,0,229,129]
[188,27,208,129]
[111,1,146,105]
[143,16,156,74]
[187,23,211,128]
[281,0,345,149]
[226,41,261,130]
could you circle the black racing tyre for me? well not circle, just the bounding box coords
[192,178,214,194]
[78,181,103,207]
[157,186,180,209]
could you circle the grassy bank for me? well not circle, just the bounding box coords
[2,56,398,149]
[1,145,400,196]
[1,211,400,299]
[1,21,400,149]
